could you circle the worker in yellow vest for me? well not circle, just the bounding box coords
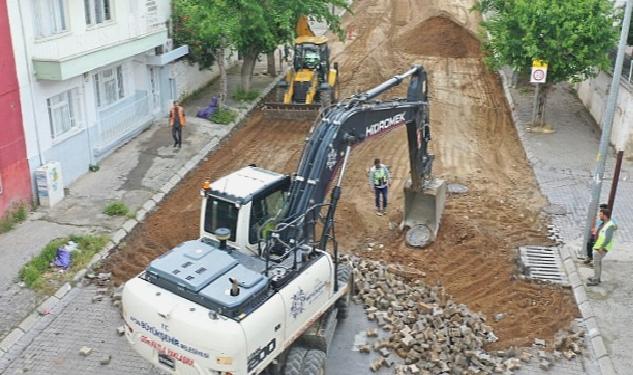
[368,158,391,216]
[587,208,617,287]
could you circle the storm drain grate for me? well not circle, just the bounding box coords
[518,246,568,285]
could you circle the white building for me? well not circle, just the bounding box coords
[6,0,222,190]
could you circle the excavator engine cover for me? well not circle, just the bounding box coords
[403,178,447,248]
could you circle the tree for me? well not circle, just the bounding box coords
[173,0,236,107]
[478,0,619,130]
[173,0,349,92]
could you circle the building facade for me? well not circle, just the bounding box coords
[6,0,191,190]
[0,0,32,216]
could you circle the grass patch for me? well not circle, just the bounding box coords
[104,201,129,216]
[211,108,238,125]
[0,202,29,234]
[232,88,260,102]
[19,234,108,293]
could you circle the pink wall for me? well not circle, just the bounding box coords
[0,0,32,216]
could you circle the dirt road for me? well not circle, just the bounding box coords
[103,0,578,350]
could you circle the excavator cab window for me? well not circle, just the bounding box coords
[204,197,238,242]
[249,189,287,244]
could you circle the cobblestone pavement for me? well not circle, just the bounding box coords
[507,77,633,375]
[0,286,166,375]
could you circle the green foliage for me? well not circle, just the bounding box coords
[479,0,619,83]
[19,234,108,292]
[0,202,29,234]
[104,201,129,216]
[171,0,349,69]
[211,108,238,125]
[232,89,260,102]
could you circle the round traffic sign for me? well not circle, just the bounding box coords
[532,69,545,82]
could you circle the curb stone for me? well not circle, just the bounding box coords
[142,199,156,213]
[17,312,39,333]
[152,192,165,204]
[136,208,147,222]
[53,282,71,299]
[0,328,24,353]
[0,70,286,359]
[122,219,138,233]
[497,67,614,375]
[111,229,126,245]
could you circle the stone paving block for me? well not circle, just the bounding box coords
[584,316,600,338]
[572,285,587,305]
[17,311,39,333]
[122,219,138,234]
[590,335,608,359]
[578,300,594,319]
[142,199,156,213]
[111,229,127,245]
[0,328,24,352]
[152,192,165,204]
[54,283,72,300]
[103,241,115,253]
[159,179,176,194]
[567,270,581,289]
[37,295,60,316]
[598,356,617,375]
[177,166,189,178]
[135,208,147,222]
[72,269,87,284]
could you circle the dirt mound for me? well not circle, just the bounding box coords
[396,16,481,58]
[102,111,314,284]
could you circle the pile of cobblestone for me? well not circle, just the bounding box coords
[351,259,584,374]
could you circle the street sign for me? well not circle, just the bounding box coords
[531,59,548,83]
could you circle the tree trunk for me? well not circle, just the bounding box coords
[216,45,227,108]
[240,48,259,91]
[267,51,276,76]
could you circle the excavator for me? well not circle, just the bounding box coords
[266,16,338,111]
[122,65,446,375]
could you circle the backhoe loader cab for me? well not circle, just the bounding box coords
[200,166,291,254]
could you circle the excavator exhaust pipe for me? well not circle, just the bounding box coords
[402,178,447,248]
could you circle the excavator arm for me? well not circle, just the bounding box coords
[271,65,445,257]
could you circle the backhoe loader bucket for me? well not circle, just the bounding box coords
[402,178,447,248]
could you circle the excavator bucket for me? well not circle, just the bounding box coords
[402,178,447,248]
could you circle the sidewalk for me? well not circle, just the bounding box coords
[502,71,633,375]
[0,62,276,343]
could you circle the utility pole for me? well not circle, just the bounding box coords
[581,0,633,257]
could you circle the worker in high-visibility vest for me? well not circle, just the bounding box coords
[169,101,186,148]
[587,208,617,287]
[368,158,391,216]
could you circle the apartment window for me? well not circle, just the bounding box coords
[85,0,112,26]
[33,0,67,38]
[47,88,83,139]
[94,66,125,107]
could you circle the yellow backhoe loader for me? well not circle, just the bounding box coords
[267,16,338,111]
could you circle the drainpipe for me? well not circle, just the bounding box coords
[17,0,45,168]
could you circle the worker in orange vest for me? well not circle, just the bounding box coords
[169,101,186,148]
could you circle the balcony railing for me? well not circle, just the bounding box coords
[95,91,151,156]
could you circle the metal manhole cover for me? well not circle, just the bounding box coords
[406,225,431,248]
[518,245,568,285]
[447,183,469,194]
[542,204,567,215]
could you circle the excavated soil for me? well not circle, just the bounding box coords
[103,0,578,350]
[103,113,313,282]
[395,16,481,58]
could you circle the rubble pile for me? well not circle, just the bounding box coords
[352,259,584,374]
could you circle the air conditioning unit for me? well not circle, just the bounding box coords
[154,39,174,56]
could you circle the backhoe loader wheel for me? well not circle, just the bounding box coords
[284,346,326,375]
[335,264,352,319]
